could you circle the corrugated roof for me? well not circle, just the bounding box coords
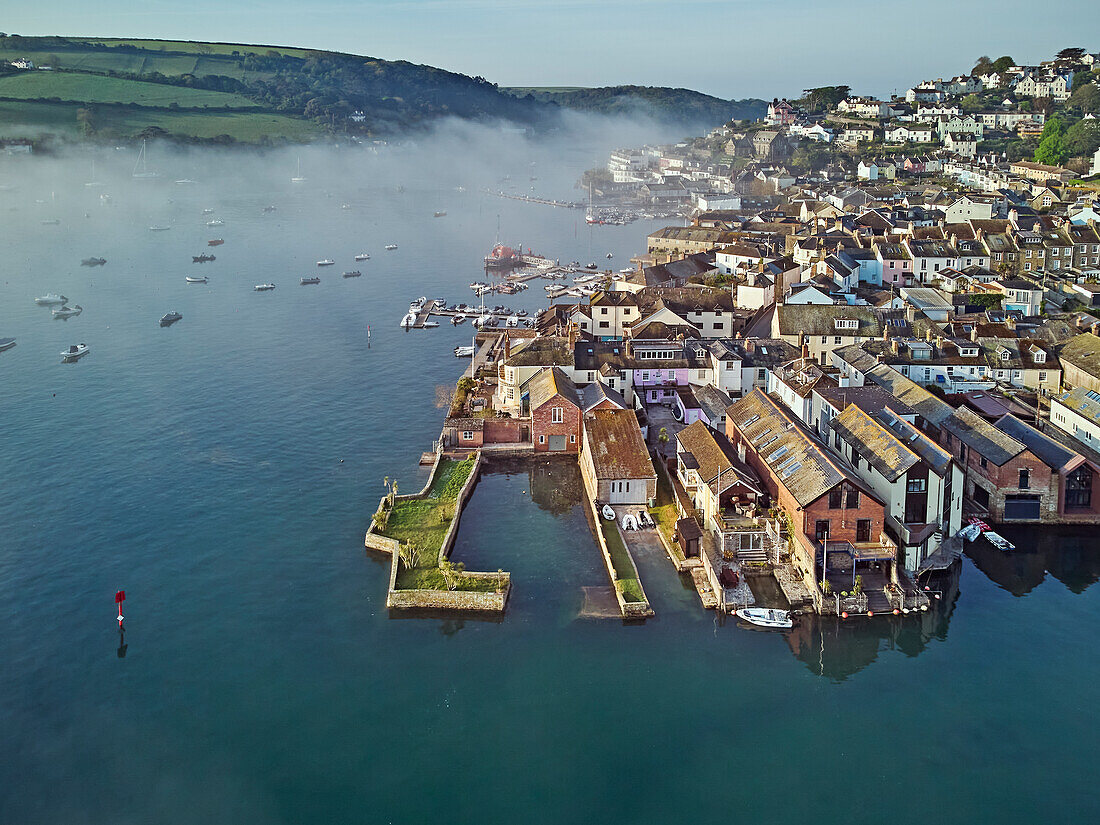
[583,410,656,481]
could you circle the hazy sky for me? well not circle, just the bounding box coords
[4,1,1094,99]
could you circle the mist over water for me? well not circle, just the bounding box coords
[1,116,1099,825]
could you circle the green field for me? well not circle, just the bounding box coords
[76,38,314,59]
[0,72,260,108]
[0,99,321,141]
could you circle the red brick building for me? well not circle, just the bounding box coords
[726,389,894,609]
[527,367,582,452]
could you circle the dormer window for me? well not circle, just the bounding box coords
[1032,348,1046,363]
[1000,349,1011,361]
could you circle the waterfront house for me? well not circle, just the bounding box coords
[494,335,574,416]
[676,420,763,536]
[725,389,894,611]
[579,409,657,505]
[526,367,582,453]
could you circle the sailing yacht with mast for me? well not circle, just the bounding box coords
[291,156,306,183]
[84,159,104,188]
[132,139,158,179]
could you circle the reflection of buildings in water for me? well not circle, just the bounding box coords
[526,457,584,517]
[786,562,961,680]
[967,525,1100,596]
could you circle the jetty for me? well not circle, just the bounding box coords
[484,189,583,209]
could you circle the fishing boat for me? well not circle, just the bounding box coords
[316,259,335,267]
[984,531,1015,552]
[132,139,158,179]
[52,304,82,319]
[0,338,16,352]
[81,257,107,267]
[385,244,398,251]
[735,608,794,629]
[454,345,475,357]
[254,283,276,291]
[193,254,215,263]
[342,270,362,278]
[60,343,89,360]
[159,311,182,326]
[185,276,208,284]
[300,276,321,285]
[35,293,67,306]
[354,253,370,261]
[207,239,224,247]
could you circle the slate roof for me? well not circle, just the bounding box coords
[994,414,1078,471]
[831,405,920,482]
[941,406,1025,466]
[504,336,574,368]
[676,420,762,496]
[527,367,580,412]
[775,305,883,337]
[1055,386,1100,426]
[581,380,627,411]
[583,410,656,481]
[727,389,869,508]
[1058,333,1100,380]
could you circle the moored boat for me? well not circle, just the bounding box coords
[35,293,67,306]
[60,343,89,360]
[0,337,16,352]
[254,283,276,291]
[601,503,616,521]
[385,244,398,251]
[984,531,1015,552]
[400,312,416,328]
[342,270,362,278]
[81,257,107,267]
[149,225,171,232]
[160,311,182,326]
[193,254,215,263]
[354,253,370,261]
[300,276,321,285]
[316,259,335,267]
[185,276,208,284]
[206,219,224,226]
[207,239,224,246]
[454,345,475,357]
[52,304,82,319]
[735,608,793,629]
[434,211,447,217]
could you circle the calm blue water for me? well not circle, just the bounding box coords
[1,143,1098,824]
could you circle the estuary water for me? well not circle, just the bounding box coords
[1,139,1098,824]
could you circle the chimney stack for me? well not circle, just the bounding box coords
[971,326,979,342]
[737,439,747,464]
[1006,315,1017,331]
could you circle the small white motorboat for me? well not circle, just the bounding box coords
[621,513,639,531]
[736,608,793,629]
[316,259,335,267]
[148,225,171,231]
[454,345,475,357]
[0,337,16,352]
[160,311,182,326]
[957,523,982,542]
[601,504,615,521]
[985,531,1015,552]
[175,179,197,185]
[474,314,493,328]
[342,271,362,278]
[452,314,467,325]
[52,304,83,318]
[60,343,89,360]
[400,312,416,328]
[506,315,519,328]
[35,293,67,306]
[354,253,370,261]
[254,283,276,291]
[385,244,398,250]
[422,321,440,328]
[185,276,208,284]
[206,219,224,227]
[301,276,321,285]
[203,208,215,214]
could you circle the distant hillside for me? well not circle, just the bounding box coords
[0,34,546,142]
[0,35,763,143]
[504,85,767,125]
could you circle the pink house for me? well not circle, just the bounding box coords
[631,366,689,405]
[875,240,913,287]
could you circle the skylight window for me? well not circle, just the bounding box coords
[781,462,803,479]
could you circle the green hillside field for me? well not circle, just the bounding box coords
[0,72,261,108]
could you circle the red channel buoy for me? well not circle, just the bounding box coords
[841,611,848,619]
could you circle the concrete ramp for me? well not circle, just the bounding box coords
[577,586,621,619]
